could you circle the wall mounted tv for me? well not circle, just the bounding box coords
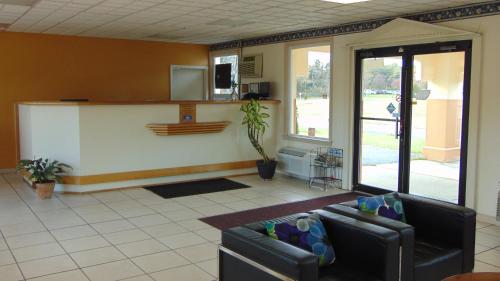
[215,63,232,89]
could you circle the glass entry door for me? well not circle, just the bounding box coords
[357,55,403,192]
[408,52,467,203]
[353,41,471,205]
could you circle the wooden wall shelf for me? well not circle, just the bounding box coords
[146,121,231,136]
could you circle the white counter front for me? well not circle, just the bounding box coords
[17,101,280,192]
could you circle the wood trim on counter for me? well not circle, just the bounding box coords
[17,100,281,106]
[146,121,231,136]
[62,160,257,185]
[179,104,196,123]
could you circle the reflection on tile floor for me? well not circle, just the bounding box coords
[0,173,498,280]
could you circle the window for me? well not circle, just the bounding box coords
[288,44,331,140]
[212,52,239,99]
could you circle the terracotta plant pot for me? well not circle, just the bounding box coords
[35,181,56,199]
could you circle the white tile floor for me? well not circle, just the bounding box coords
[0,173,498,281]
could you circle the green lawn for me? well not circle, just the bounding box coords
[294,95,427,155]
[363,133,425,154]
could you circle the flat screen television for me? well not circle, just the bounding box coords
[215,63,232,89]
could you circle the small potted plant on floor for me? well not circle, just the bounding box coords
[240,99,277,180]
[16,158,71,199]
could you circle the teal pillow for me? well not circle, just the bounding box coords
[265,213,335,266]
[357,193,406,222]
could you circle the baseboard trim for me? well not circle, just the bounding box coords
[61,172,259,194]
[477,213,500,226]
[62,160,258,185]
[0,168,16,174]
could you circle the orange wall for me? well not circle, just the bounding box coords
[0,32,209,169]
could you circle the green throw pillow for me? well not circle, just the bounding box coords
[357,193,406,222]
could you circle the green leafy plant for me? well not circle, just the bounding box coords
[240,99,273,163]
[16,158,72,184]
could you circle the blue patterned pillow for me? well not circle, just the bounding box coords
[265,213,335,266]
[358,193,406,222]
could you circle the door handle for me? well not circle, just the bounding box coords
[395,118,399,139]
[399,118,404,139]
[395,117,403,139]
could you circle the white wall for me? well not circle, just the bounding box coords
[236,15,500,219]
[441,15,500,219]
[241,44,286,161]
[18,105,81,174]
[19,103,278,175]
[240,36,360,190]
[18,105,33,161]
[19,103,279,192]
[78,105,179,175]
[78,104,277,175]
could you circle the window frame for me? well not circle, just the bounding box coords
[286,41,334,143]
[209,48,240,101]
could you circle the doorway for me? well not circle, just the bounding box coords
[353,41,472,205]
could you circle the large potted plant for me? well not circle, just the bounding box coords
[17,158,71,199]
[240,99,277,180]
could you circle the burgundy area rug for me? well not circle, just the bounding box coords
[199,192,359,230]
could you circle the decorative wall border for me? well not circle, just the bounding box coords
[210,1,500,50]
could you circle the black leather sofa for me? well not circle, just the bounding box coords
[219,210,401,281]
[325,193,476,281]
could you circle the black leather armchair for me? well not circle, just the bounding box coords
[219,210,400,281]
[325,193,476,281]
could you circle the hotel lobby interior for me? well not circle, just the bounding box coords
[0,0,499,280]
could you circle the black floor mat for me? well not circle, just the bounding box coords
[144,178,251,199]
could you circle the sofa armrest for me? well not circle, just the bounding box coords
[399,194,476,272]
[245,213,311,233]
[314,209,400,281]
[324,204,415,281]
[221,226,318,281]
[339,199,358,208]
[325,204,414,233]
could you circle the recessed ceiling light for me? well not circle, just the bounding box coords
[321,0,371,3]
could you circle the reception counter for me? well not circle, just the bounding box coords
[17,100,280,192]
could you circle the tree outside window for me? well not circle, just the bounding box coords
[290,45,331,139]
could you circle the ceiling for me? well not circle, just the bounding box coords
[0,0,488,44]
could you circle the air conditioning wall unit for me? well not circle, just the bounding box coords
[277,147,310,180]
[239,54,263,78]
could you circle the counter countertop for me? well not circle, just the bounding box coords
[17,100,281,106]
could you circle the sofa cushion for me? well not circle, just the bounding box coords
[357,193,406,222]
[266,213,335,266]
[414,239,463,281]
